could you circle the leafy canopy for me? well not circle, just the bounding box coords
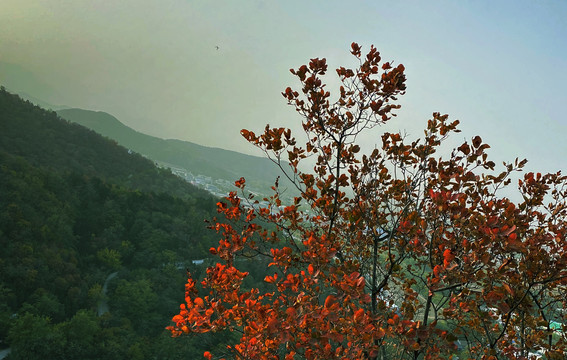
[169,43,567,360]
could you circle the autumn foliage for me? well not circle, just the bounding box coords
[168,43,567,359]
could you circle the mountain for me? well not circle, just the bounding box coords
[16,91,69,111]
[56,108,288,198]
[0,87,230,358]
[0,87,212,200]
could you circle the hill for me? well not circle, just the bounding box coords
[0,87,236,359]
[0,87,212,200]
[57,108,287,198]
[15,91,69,111]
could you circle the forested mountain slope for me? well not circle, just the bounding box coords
[0,87,237,359]
[57,107,286,197]
[1,88,214,200]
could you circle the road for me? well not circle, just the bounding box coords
[97,271,118,316]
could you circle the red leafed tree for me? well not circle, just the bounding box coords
[168,43,567,359]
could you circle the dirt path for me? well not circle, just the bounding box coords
[97,271,118,316]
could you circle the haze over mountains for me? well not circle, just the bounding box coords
[56,107,285,199]
[0,62,68,110]
[0,59,288,199]
[3,77,289,200]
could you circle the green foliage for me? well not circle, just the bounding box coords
[111,278,159,328]
[0,88,226,358]
[96,248,122,271]
[56,310,102,359]
[7,313,65,359]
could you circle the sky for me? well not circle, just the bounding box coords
[1,0,566,175]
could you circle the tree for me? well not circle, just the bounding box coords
[57,310,102,359]
[7,312,66,359]
[169,43,567,359]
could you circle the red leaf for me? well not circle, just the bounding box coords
[354,308,365,323]
[324,295,336,309]
[502,225,516,236]
[234,177,246,188]
[443,249,455,267]
[472,136,482,148]
[433,265,442,278]
[308,264,314,276]
[264,273,278,284]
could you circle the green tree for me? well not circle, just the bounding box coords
[111,278,159,330]
[7,313,65,359]
[96,248,123,271]
[57,310,102,360]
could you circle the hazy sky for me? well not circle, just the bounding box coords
[1,0,566,174]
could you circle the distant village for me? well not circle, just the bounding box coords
[155,161,273,209]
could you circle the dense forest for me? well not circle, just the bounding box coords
[0,87,265,359]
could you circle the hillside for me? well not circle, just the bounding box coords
[15,91,69,111]
[0,87,237,359]
[0,87,212,200]
[57,108,287,198]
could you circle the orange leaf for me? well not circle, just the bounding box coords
[443,249,455,267]
[286,307,297,317]
[194,297,204,307]
[433,265,442,278]
[503,283,514,296]
[264,273,278,283]
[502,225,516,236]
[354,308,365,323]
[324,295,336,309]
